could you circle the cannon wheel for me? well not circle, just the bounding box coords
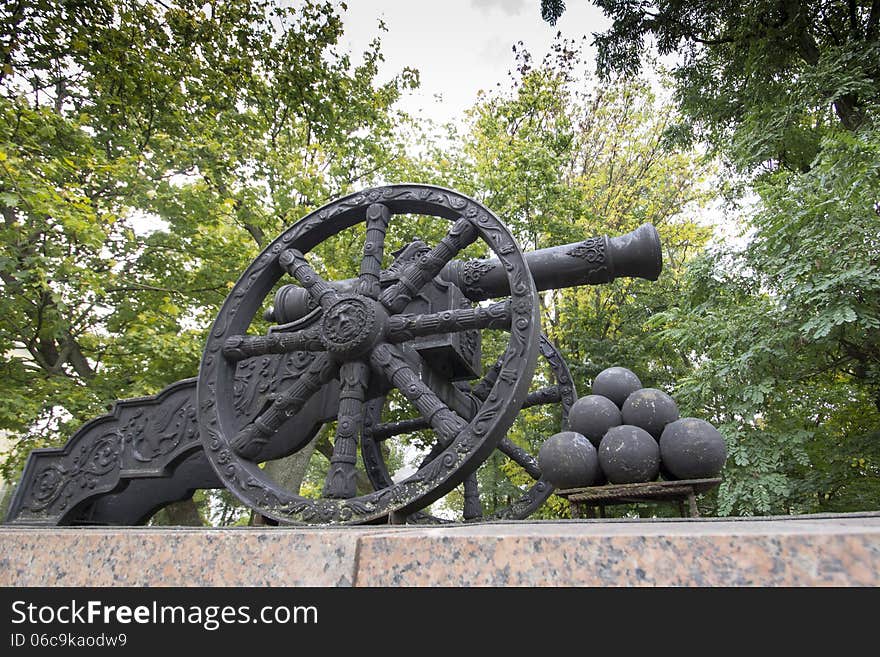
[361,334,576,522]
[197,184,540,524]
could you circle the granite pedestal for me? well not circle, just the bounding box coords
[2,513,878,586]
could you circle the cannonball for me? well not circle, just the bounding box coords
[537,431,599,489]
[567,394,623,448]
[592,366,642,408]
[659,418,727,480]
[621,387,679,439]
[598,425,660,484]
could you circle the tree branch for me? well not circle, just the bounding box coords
[848,0,860,38]
[784,0,863,130]
[65,334,95,381]
[0,0,26,86]
[867,0,880,39]
[243,222,265,246]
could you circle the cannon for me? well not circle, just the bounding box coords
[5,184,662,526]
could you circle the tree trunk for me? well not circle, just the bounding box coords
[163,498,203,526]
[785,0,864,130]
[0,481,16,521]
[250,429,324,525]
[264,434,321,491]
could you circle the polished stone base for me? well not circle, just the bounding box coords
[2,513,878,587]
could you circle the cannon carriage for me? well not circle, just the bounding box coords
[5,184,661,526]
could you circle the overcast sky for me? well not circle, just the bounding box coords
[340,0,611,124]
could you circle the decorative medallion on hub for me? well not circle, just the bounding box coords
[325,298,368,342]
[321,295,386,358]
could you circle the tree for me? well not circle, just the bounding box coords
[542,1,878,158]
[542,1,880,513]
[653,127,880,515]
[0,0,418,519]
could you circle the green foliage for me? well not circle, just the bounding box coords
[547,2,880,171]
[541,0,567,25]
[567,0,880,514]
[655,127,880,514]
[0,0,417,487]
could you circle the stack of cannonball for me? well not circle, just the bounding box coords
[538,367,727,489]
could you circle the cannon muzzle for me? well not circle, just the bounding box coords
[269,223,662,322]
[443,222,662,301]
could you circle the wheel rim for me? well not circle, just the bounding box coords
[197,184,540,524]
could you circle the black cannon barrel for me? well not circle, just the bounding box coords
[442,223,661,301]
[269,223,661,323]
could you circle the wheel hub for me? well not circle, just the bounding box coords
[320,294,387,359]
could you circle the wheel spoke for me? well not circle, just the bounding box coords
[369,381,545,495]
[417,440,447,469]
[231,353,338,459]
[379,217,479,313]
[323,361,370,499]
[385,301,511,343]
[222,326,324,362]
[432,379,541,478]
[369,342,467,445]
[522,385,563,408]
[373,386,540,444]
[471,361,560,411]
[498,438,542,480]
[278,249,339,310]
[370,384,536,441]
[360,396,391,490]
[372,416,429,441]
[463,471,481,520]
[356,203,391,299]
[470,358,503,400]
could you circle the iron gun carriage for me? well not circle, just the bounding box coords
[6,184,662,526]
